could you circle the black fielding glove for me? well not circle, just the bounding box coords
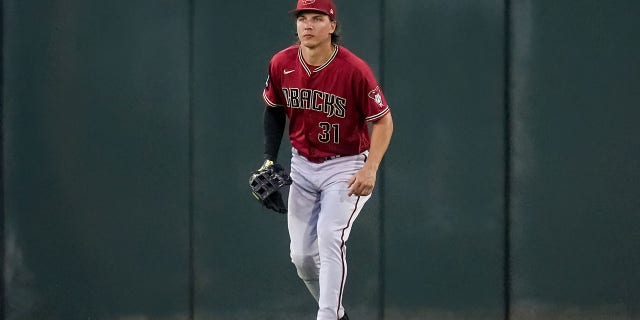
[249,160,292,214]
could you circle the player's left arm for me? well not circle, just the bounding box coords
[348,112,393,196]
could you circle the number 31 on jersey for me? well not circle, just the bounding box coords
[318,122,339,143]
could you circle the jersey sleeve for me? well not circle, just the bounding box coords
[262,59,286,108]
[357,65,390,122]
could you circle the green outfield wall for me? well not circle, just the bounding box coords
[3,0,639,319]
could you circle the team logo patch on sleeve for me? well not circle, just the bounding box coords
[368,86,385,108]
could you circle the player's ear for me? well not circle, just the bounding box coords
[330,20,337,34]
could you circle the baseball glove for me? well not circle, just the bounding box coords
[249,160,292,214]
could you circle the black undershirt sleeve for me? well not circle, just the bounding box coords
[263,106,286,161]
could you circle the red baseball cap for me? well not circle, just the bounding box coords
[291,0,337,20]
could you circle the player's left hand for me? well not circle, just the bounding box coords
[347,164,377,196]
[249,160,292,214]
[262,190,288,214]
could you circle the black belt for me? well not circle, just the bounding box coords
[305,154,343,163]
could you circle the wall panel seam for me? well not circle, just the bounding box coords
[188,0,196,319]
[378,0,386,319]
[0,0,5,318]
[503,0,513,319]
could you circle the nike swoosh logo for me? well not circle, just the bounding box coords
[284,69,296,75]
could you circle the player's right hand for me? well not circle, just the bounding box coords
[347,164,377,196]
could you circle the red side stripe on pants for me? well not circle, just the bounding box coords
[337,195,360,319]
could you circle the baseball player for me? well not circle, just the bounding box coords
[258,0,393,319]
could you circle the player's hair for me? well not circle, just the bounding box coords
[331,22,341,44]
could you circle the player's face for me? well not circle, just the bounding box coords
[296,12,336,49]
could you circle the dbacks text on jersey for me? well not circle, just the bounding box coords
[282,87,346,118]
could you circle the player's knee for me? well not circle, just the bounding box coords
[317,230,343,248]
[290,254,319,280]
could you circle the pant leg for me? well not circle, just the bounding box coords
[316,183,370,320]
[288,177,322,302]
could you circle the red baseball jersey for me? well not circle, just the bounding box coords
[263,45,390,162]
